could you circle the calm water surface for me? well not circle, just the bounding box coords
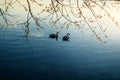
[0,26,120,80]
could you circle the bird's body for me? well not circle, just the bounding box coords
[49,34,57,38]
[49,32,59,40]
[62,33,70,41]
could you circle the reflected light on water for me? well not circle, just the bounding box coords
[0,0,120,42]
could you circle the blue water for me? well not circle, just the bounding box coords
[0,27,120,80]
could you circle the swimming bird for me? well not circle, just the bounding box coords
[49,32,59,40]
[62,33,70,41]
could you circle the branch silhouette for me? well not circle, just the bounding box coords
[0,0,119,42]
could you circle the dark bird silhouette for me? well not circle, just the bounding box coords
[62,33,70,41]
[49,32,59,40]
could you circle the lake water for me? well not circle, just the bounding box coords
[0,25,120,80]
